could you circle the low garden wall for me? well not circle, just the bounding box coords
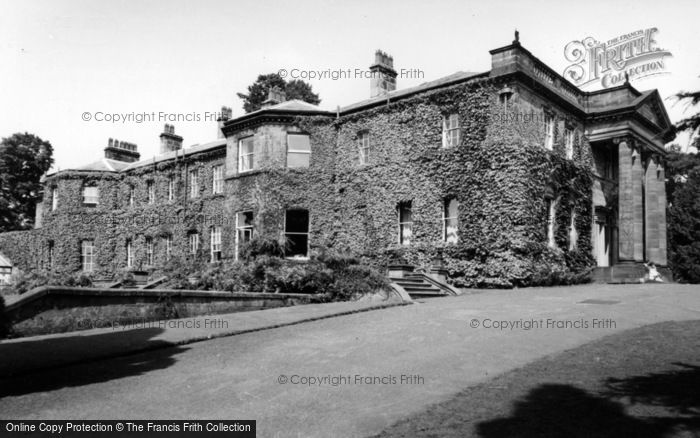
[5,286,315,337]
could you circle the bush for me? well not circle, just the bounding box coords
[8,270,94,294]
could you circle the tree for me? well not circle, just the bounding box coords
[237,73,321,113]
[0,133,54,232]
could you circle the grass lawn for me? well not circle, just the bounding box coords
[374,320,700,438]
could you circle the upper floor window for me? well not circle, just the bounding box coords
[235,211,254,259]
[164,235,173,261]
[212,165,224,194]
[83,186,99,206]
[210,226,222,262]
[287,134,311,168]
[128,185,135,207]
[168,176,175,201]
[126,239,133,268]
[51,187,58,211]
[285,209,309,258]
[543,113,554,150]
[358,133,371,165]
[442,114,460,148]
[565,128,574,159]
[189,169,199,199]
[239,136,255,172]
[81,240,95,272]
[398,201,413,245]
[147,181,155,204]
[443,198,459,244]
[188,231,199,255]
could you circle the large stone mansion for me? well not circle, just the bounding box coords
[0,35,675,287]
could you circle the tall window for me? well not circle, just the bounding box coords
[51,187,58,211]
[358,133,371,165]
[188,231,199,255]
[285,209,309,257]
[398,201,413,245]
[287,134,311,168]
[168,176,175,201]
[443,198,459,244]
[235,211,254,259]
[565,128,574,159]
[546,199,557,248]
[147,181,155,204]
[83,186,99,206]
[145,237,154,265]
[443,113,460,148]
[189,169,199,198]
[210,226,222,262]
[238,136,255,172]
[128,185,135,207]
[126,239,133,268]
[164,235,172,261]
[543,113,554,150]
[0,266,11,285]
[47,241,54,269]
[569,210,578,250]
[212,165,224,194]
[81,240,95,272]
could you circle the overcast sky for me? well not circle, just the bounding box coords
[2,0,699,171]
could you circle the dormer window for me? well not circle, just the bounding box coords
[442,114,460,148]
[239,136,255,172]
[83,186,99,206]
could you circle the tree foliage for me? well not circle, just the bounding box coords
[236,73,321,113]
[0,133,54,232]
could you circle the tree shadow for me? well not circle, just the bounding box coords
[0,328,187,398]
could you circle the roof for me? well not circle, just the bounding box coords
[122,138,226,171]
[72,158,132,173]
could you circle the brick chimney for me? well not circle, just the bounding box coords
[159,124,183,153]
[261,86,286,109]
[104,138,140,163]
[370,50,397,98]
[217,106,233,139]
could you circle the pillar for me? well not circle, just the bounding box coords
[617,139,644,262]
[657,162,668,265]
[644,157,660,263]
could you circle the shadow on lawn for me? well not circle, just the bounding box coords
[0,327,187,398]
[477,364,700,438]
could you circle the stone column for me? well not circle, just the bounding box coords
[644,157,659,263]
[656,162,668,265]
[617,139,644,262]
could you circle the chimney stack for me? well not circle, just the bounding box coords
[369,50,397,98]
[217,106,233,139]
[104,137,140,162]
[261,86,286,109]
[159,124,183,153]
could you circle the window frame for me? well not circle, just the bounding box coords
[81,240,95,272]
[358,132,371,165]
[51,187,58,211]
[168,176,175,201]
[188,231,199,255]
[398,201,413,245]
[164,235,173,261]
[212,165,224,194]
[235,211,254,260]
[147,180,155,205]
[210,226,222,262]
[189,168,199,199]
[238,136,255,173]
[543,112,555,151]
[82,185,99,206]
[442,113,460,148]
[442,198,459,244]
[546,198,557,248]
[286,133,312,168]
[126,239,133,268]
[284,209,310,258]
[564,127,574,159]
[145,237,154,266]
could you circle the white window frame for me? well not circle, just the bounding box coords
[235,211,254,259]
[189,169,199,199]
[569,210,578,250]
[210,226,222,262]
[398,202,413,245]
[443,198,459,244]
[51,187,58,211]
[147,181,155,205]
[442,114,460,148]
[212,165,224,194]
[238,136,255,173]
[189,232,199,255]
[83,186,99,206]
[284,209,310,258]
[128,185,135,207]
[358,133,370,165]
[168,177,175,201]
[287,134,311,168]
[164,235,172,261]
[146,237,154,266]
[81,240,95,272]
[126,239,133,268]
[546,198,557,248]
[565,128,574,159]
[544,113,554,150]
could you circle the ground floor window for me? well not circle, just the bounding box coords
[164,235,173,261]
[285,209,309,257]
[546,199,557,248]
[398,201,413,245]
[236,212,254,259]
[210,226,222,262]
[81,240,95,272]
[126,239,133,268]
[443,198,459,243]
[189,231,199,255]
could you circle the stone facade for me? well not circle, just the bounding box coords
[0,37,675,286]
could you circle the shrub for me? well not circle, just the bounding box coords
[9,270,94,294]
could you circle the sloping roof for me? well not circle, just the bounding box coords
[122,138,226,171]
[72,158,132,173]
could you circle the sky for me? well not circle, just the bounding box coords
[1,0,699,171]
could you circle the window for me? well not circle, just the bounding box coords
[51,187,58,211]
[164,235,172,261]
[145,237,154,265]
[81,240,95,272]
[398,202,413,245]
[443,114,460,148]
[543,113,554,150]
[212,165,224,194]
[126,239,133,268]
[443,198,459,243]
[128,185,135,207]
[569,210,578,250]
[358,133,371,165]
[47,241,54,269]
[235,211,254,259]
[499,92,512,110]
[546,199,557,248]
[285,209,309,257]
[0,267,11,285]
[188,231,199,255]
[210,226,222,262]
[83,186,99,206]
[287,134,311,168]
[168,177,175,201]
[189,169,199,198]
[238,136,255,172]
[147,181,155,204]
[565,128,574,159]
